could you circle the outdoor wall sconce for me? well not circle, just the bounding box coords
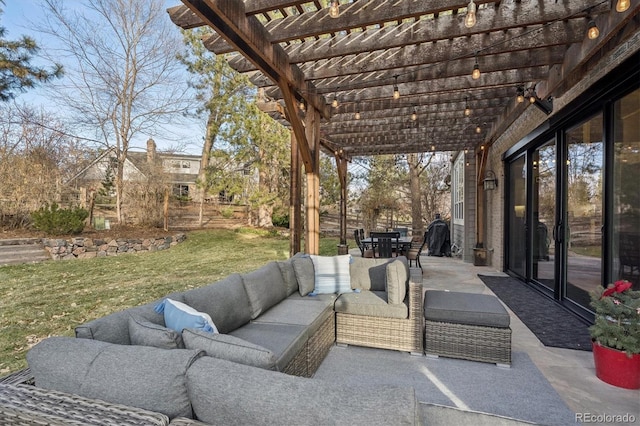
[483,170,498,191]
[526,88,553,115]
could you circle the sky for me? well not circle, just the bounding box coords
[2,0,205,155]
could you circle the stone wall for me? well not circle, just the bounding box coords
[43,234,187,260]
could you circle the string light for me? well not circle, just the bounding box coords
[332,88,339,108]
[616,0,630,12]
[464,0,477,28]
[299,100,305,110]
[393,75,400,99]
[464,97,471,116]
[472,53,480,80]
[516,86,525,103]
[329,0,340,18]
[476,124,482,133]
[411,106,417,121]
[587,18,599,39]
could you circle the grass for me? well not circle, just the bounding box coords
[0,228,348,375]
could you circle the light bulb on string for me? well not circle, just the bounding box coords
[464,0,477,28]
[616,0,630,13]
[393,75,400,99]
[329,0,340,18]
[587,19,599,40]
[472,54,480,80]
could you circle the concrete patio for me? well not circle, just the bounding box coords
[346,249,640,424]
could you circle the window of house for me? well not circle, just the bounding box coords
[452,154,464,224]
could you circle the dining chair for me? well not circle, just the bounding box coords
[354,229,373,258]
[407,232,428,268]
[376,237,394,258]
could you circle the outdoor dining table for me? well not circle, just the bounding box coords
[361,236,413,256]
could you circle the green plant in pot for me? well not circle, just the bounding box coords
[589,280,640,389]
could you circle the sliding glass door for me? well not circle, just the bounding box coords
[505,88,640,316]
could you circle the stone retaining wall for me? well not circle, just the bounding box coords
[43,234,187,260]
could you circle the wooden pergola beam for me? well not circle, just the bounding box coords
[172,0,331,122]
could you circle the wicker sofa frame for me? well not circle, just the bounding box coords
[336,269,424,354]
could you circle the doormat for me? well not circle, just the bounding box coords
[478,275,592,351]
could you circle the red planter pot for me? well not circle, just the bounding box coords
[592,341,640,389]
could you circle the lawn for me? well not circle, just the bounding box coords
[0,228,347,375]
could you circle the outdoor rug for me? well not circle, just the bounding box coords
[314,345,576,425]
[478,274,592,351]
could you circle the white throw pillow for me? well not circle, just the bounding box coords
[310,254,352,294]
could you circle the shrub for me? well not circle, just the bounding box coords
[221,206,234,219]
[31,203,89,235]
[272,212,289,228]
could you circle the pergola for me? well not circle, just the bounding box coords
[167,0,639,255]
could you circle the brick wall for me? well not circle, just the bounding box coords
[486,34,640,270]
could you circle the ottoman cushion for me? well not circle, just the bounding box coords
[424,290,510,328]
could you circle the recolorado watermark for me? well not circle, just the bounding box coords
[576,413,636,423]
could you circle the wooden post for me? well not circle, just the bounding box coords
[304,107,320,255]
[163,188,169,231]
[290,130,302,257]
[336,155,348,254]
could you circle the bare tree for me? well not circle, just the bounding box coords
[38,0,189,224]
[0,103,89,227]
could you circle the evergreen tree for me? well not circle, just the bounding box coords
[0,3,62,101]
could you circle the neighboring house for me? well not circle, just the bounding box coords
[67,139,254,204]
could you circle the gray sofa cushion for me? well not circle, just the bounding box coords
[349,257,392,291]
[27,336,204,420]
[424,290,511,328]
[291,254,315,296]
[276,259,299,297]
[182,329,277,370]
[242,262,288,319]
[253,298,334,338]
[128,314,184,349]
[334,290,408,319]
[187,356,419,425]
[386,258,408,305]
[182,274,252,334]
[229,322,308,372]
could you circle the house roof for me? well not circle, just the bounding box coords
[167,0,639,158]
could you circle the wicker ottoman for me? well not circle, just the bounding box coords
[424,290,511,366]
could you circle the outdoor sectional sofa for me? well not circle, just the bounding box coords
[1,253,424,425]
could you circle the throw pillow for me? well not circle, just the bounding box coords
[385,258,408,305]
[310,254,352,294]
[128,314,184,349]
[291,254,315,296]
[182,329,278,371]
[154,298,218,334]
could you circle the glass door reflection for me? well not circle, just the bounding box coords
[564,114,604,310]
[532,140,556,291]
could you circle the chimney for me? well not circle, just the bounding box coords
[147,138,156,163]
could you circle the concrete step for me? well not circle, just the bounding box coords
[0,240,50,266]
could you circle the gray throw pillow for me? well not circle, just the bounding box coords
[386,258,408,305]
[291,254,315,296]
[182,329,277,370]
[128,314,184,349]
